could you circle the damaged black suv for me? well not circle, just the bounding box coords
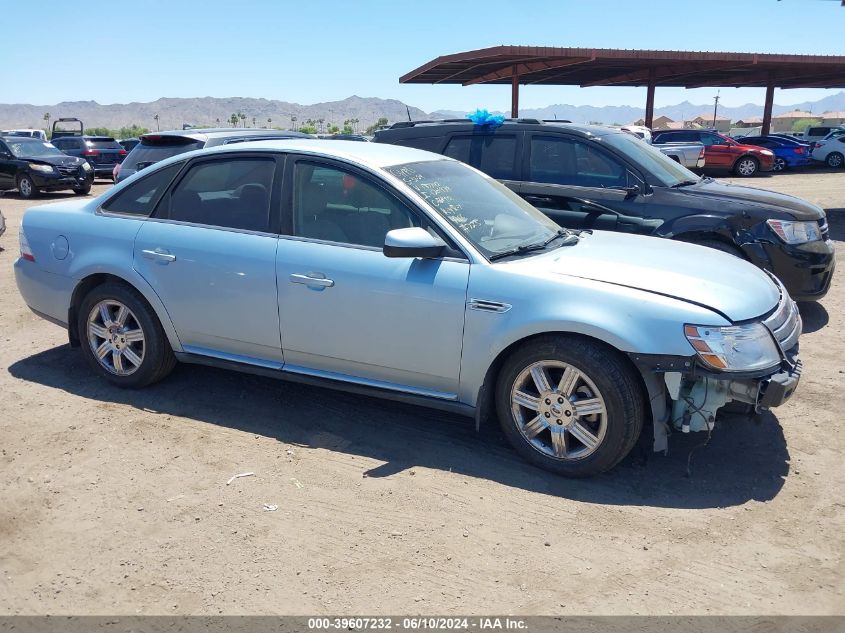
[374,119,835,300]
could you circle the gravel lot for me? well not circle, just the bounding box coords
[0,170,843,615]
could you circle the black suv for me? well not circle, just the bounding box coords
[51,135,127,179]
[374,120,835,300]
[115,128,311,182]
[0,135,93,198]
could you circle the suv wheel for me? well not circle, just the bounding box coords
[826,152,843,168]
[734,156,759,177]
[77,282,176,388]
[17,175,38,199]
[73,183,92,196]
[495,335,644,477]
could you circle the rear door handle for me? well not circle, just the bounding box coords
[290,273,334,288]
[141,248,176,263]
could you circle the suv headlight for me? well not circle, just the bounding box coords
[28,163,54,173]
[80,161,92,171]
[684,323,780,372]
[766,219,820,244]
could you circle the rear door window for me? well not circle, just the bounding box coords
[443,135,518,179]
[162,157,276,232]
[101,162,183,216]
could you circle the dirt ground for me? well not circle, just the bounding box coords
[0,169,843,616]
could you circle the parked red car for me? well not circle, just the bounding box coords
[653,129,775,177]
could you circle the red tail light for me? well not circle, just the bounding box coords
[793,147,804,154]
[119,149,127,156]
[81,149,99,157]
[20,231,35,262]
[699,148,705,158]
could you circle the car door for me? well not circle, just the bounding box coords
[275,157,470,397]
[0,140,16,189]
[132,153,284,365]
[699,132,734,168]
[519,133,656,232]
[442,132,523,193]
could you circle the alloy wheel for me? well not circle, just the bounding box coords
[827,153,843,168]
[19,177,33,197]
[510,360,607,461]
[86,300,145,376]
[736,158,757,176]
[773,157,786,172]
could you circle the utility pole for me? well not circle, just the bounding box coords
[711,90,720,129]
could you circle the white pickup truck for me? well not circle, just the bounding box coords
[619,125,705,169]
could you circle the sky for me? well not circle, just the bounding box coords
[5,0,845,112]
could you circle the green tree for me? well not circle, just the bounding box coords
[238,112,246,128]
[328,124,340,134]
[43,112,51,133]
[365,117,389,135]
[792,117,821,132]
[229,113,239,127]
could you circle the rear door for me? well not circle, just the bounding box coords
[132,153,284,365]
[441,132,523,193]
[0,140,16,189]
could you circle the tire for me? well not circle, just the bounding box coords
[733,156,759,177]
[826,152,843,169]
[772,157,786,172]
[73,184,92,195]
[495,335,645,477]
[17,174,38,199]
[77,282,176,388]
[684,238,746,259]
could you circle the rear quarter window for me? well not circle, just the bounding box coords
[101,162,183,216]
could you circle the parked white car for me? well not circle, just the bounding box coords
[811,134,845,168]
[1,129,47,141]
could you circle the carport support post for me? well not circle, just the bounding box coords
[762,78,775,136]
[644,68,656,129]
[511,67,520,118]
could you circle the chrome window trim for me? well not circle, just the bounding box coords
[140,215,279,239]
[276,233,468,263]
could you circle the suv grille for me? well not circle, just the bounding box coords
[762,281,801,352]
[57,165,79,176]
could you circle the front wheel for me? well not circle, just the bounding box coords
[826,152,844,168]
[77,282,176,388]
[17,174,38,199]
[73,183,92,195]
[772,157,786,172]
[733,156,759,177]
[495,336,645,477]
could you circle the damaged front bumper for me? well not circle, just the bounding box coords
[630,347,801,453]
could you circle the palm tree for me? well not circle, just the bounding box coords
[318,118,325,133]
[216,117,221,127]
[252,116,256,128]
[267,117,272,129]
[43,112,51,133]
[238,112,246,128]
[230,113,239,127]
[153,114,160,131]
[291,115,297,131]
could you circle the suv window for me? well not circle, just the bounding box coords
[101,163,183,216]
[655,131,698,143]
[123,137,205,171]
[164,158,275,232]
[443,135,517,179]
[293,161,420,247]
[528,136,626,188]
[808,127,831,136]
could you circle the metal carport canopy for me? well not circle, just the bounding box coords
[400,46,845,134]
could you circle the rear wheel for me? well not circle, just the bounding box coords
[495,335,645,477]
[17,174,38,199]
[826,152,843,168]
[77,282,176,388]
[733,156,759,177]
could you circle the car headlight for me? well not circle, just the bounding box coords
[760,149,774,156]
[28,163,54,173]
[766,219,820,244]
[684,323,780,372]
[80,162,92,171]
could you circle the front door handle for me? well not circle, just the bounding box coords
[290,273,334,288]
[141,248,176,263]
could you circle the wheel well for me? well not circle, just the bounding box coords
[475,331,648,428]
[67,273,134,347]
[733,154,759,168]
[674,232,748,260]
[668,155,681,163]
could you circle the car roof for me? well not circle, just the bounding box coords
[167,138,451,170]
[142,128,310,142]
[375,119,621,140]
[0,135,42,141]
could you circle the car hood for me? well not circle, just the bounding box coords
[509,231,779,322]
[678,177,824,220]
[23,154,86,167]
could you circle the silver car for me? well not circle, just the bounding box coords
[14,140,802,476]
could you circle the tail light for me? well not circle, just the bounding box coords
[119,149,127,156]
[816,142,826,149]
[699,148,705,158]
[793,147,804,154]
[19,230,35,262]
[81,149,99,157]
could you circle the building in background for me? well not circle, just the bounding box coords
[820,111,845,127]
[771,110,818,132]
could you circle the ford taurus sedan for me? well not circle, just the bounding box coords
[14,140,803,476]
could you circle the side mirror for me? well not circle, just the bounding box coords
[383,227,447,259]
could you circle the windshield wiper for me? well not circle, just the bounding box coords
[489,230,577,261]
[670,179,700,188]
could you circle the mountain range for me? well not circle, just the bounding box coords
[1,92,844,132]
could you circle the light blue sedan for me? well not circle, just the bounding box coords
[14,140,802,476]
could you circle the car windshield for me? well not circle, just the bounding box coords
[386,160,564,258]
[602,131,699,187]
[6,140,64,158]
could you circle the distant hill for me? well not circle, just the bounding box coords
[0,95,429,132]
[2,91,844,132]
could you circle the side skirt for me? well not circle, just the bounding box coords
[174,352,477,419]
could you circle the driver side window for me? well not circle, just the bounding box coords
[292,162,421,248]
